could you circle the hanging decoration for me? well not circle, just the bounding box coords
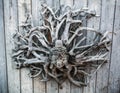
[12,4,112,87]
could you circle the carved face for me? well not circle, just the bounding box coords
[13,4,110,87]
[56,56,68,68]
[51,40,68,68]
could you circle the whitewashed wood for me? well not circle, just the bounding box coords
[32,0,45,26]
[83,0,101,93]
[53,0,60,12]
[31,0,46,93]
[32,0,40,26]
[58,0,72,93]
[54,0,66,92]
[74,0,87,9]
[0,0,8,93]
[71,85,83,93]
[96,0,116,93]
[3,0,21,93]
[59,80,70,93]
[45,0,59,93]
[72,0,87,93]
[33,77,46,93]
[108,0,120,93]
[18,0,33,93]
[1,0,120,93]
[46,78,58,93]
[60,0,73,7]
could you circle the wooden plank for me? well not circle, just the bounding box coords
[33,77,46,93]
[74,0,87,9]
[60,0,73,7]
[72,0,87,93]
[17,0,33,93]
[96,0,116,93]
[45,1,59,93]
[46,78,58,93]
[86,0,101,44]
[58,0,72,93]
[31,0,46,93]
[82,0,101,93]
[32,0,45,26]
[3,0,21,93]
[4,0,21,92]
[108,0,120,93]
[53,0,60,12]
[0,0,8,93]
[59,80,70,93]
[31,0,39,26]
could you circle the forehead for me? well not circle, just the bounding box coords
[55,40,63,47]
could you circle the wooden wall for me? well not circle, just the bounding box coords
[0,0,120,93]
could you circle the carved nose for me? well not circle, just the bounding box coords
[57,63,60,67]
[57,63,62,68]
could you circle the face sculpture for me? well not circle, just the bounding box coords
[51,40,68,68]
[13,4,111,87]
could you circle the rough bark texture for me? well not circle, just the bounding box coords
[12,3,112,87]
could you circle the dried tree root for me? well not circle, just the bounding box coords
[12,4,112,87]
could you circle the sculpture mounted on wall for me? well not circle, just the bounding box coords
[12,4,112,87]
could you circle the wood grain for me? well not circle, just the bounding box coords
[0,0,8,93]
[31,0,46,93]
[58,0,72,93]
[3,0,21,93]
[96,0,116,93]
[0,0,120,93]
[45,0,59,93]
[108,0,120,93]
[18,0,33,93]
[85,0,101,93]
[71,0,87,93]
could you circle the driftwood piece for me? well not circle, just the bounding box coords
[12,4,112,87]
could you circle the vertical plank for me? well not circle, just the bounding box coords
[60,0,73,7]
[32,0,40,26]
[58,0,72,93]
[74,0,87,9]
[33,77,46,93]
[31,0,46,93]
[32,0,45,26]
[18,0,33,93]
[83,0,101,93]
[108,0,120,93]
[96,0,116,93]
[0,0,8,93]
[46,79,58,93]
[3,0,21,93]
[45,1,59,93]
[59,80,70,93]
[72,0,87,93]
[86,0,101,45]
[53,0,60,11]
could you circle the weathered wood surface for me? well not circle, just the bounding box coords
[96,0,116,93]
[72,0,87,93]
[31,0,46,93]
[4,0,21,93]
[59,0,71,93]
[108,0,120,93]
[18,0,33,93]
[45,1,59,93]
[0,0,8,93]
[84,0,101,93]
[0,0,120,93]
